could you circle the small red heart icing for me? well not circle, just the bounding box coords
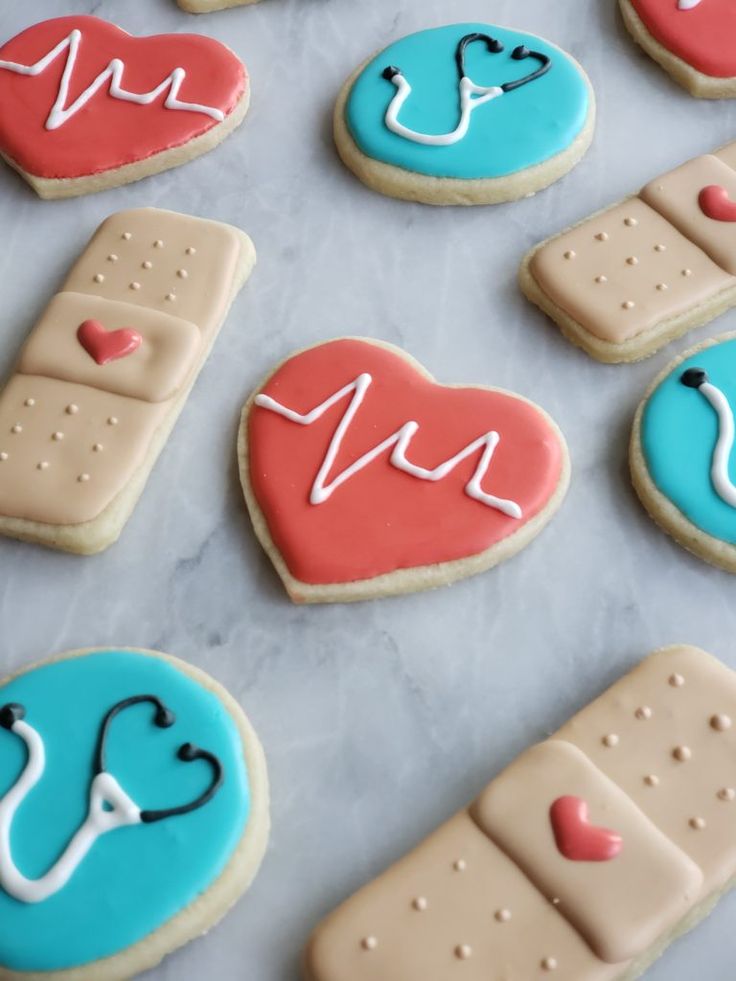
[0,16,246,180]
[247,339,565,587]
[698,184,736,222]
[631,0,736,78]
[77,319,142,365]
[550,796,623,863]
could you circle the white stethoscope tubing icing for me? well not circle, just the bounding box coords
[681,368,736,508]
[380,32,551,148]
[0,697,222,904]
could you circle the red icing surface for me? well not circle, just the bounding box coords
[248,339,564,586]
[550,796,623,863]
[631,0,736,78]
[699,184,736,222]
[0,16,246,179]
[77,319,142,365]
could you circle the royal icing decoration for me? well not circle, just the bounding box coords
[641,338,736,542]
[255,372,523,517]
[0,650,253,974]
[0,16,246,181]
[77,319,142,366]
[380,32,550,148]
[0,208,252,551]
[680,368,736,508]
[698,184,736,222]
[631,0,736,80]
[345,23,589,181]
[246,339,565,588]
[0,696,222,904]
[549,796,623,863]
[308,646,735,979]
[0,28,226,131]
[524,149,736,360]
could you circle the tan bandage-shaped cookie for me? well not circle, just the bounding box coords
[520,144,736,362]
[305,645,736,981]
[177,0,261,11]
[0,208,255,554]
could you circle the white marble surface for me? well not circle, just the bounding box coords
[1,0,736,978]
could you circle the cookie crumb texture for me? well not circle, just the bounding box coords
[306,646,736,980]
[522,145,736,361]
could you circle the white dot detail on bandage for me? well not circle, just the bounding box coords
[681,368,736,508]
[254,372,523,518]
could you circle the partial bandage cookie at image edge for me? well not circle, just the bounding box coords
[305,646,736,981]
[522,143,736,361]
[0,208,255,549]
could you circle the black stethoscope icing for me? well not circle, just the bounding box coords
[0,696,222,903]
[381,32,552,147]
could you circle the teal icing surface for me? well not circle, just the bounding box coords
[642,339,736,544]
[345,23,590,180]
[0,650,250,972]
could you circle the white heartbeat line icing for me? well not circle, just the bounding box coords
[678,0,703,9]
[0,28,226,131]
[254,372,524,518]
[682,370,736,508]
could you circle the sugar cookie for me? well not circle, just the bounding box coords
[0,207,256,554]
[0,646,269,980]
[0,16,249,198]
[178,0,261,11]
[631,332,736,571]
[306,645,736,980]
[239,338,569,603]
[334,23,595,205]
[620,0,736,98]
[520,143,736,362]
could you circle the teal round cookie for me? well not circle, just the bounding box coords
[0,648,268,978]
[641,337,736,544]
[336,23,595,204]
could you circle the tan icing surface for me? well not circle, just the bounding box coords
[0,375,165,525]
[62,208,242,340]
[472,740,702,964]
[557,646,736,895]
[18,293,200,403]
[0,207,243,526]
[640,155,736,276]
[307,812,621,981]
[306,647,736,980]
[529,197,733,343]
[714,141,736,170]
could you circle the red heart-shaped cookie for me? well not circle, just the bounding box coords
[0,16,246,181]
[242,339,567,602]
[550,796,623,862]
[699,184,736,222]
[77,319,142,366]
[631,0,736,78]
